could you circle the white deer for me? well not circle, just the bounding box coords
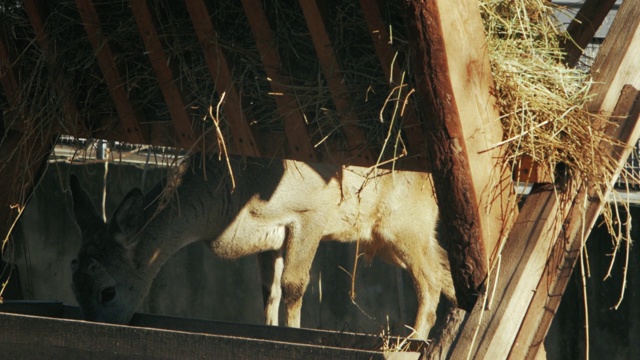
[69,153,455,339]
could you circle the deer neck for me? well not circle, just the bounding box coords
[131,187,213,282]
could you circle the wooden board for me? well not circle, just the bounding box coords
[511,86,640,360]
[0,310,421,360]
[449,0,640,357]
[404,0,514,310]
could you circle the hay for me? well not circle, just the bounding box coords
[480,0,623,191]
[1,0,634,263]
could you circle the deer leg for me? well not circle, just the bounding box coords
[281,223,323,328]
[257,249,284,326]
[387,232,443,340]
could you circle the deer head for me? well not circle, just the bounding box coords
[69,175,149,324]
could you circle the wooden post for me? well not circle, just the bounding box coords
[450,1,640,357]
[511,85,640,360]
[510,1,640,355]
[404,0,512,310]
[561,0,617,67]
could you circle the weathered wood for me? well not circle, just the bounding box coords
[0,312,420,360]
[511,155,552,183]
[404,0,512,310]
[450,1,640,357]
[359,0,427,170]
[450,181,578,360]
[75,0,146,144]
[512,4,640,356]
[130,0,195,150]
[185,0,260,157]
[23,0,89,138]
[586,1,640,117]
[511,86,640,360]
[299,0,374,165]
[561,0,617,67]
[241,0,318,162]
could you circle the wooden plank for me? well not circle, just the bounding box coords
[359,0,426,170]
[75,0,146,144]
[129,0,195,150]
[241,0,318,162]
[511,155,552,183]
[586,0,640,117]
[449,182,577,360]
[452,1,640,357]
[561,0,617,67]
[298,0,374,165]
[404,0,513,309]
[0,312,418,359]
[511,86,640,360]
[185,0,260,157]
[23,0,89,138]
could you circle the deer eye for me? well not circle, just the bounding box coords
[100,286,116,305]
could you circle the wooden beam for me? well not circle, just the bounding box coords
[75,0,146,144]
[561,0,617,67]
[450,182,577,359]
[511,6,640,354]
[451,1,640,357]
[404,0,512,309]
[241,0,318,162]
[359,0,427,170]
[185,0,260,158]
[511,85,640,360]
[0,312,417,360]
[129,0,195,150]
[23,0,89,138]
[585,1,640,117]
[299,0,374,165]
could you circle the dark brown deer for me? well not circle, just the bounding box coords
[70,153,454,339]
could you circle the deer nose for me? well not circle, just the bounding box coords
[99,286,117,305]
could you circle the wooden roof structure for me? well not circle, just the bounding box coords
[2,0,640,358]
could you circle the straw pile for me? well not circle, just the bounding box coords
[480,0,623,191]
[0,0,631,236]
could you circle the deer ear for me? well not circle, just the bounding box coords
[70,174,104,240]
[110,188,145,246]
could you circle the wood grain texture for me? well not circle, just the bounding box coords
[561,0,617,67]
[404,0,512,310]
[511,85,640,360]
[0,312,419,359]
